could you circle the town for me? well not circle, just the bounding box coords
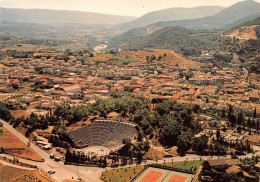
[0,0,260,182]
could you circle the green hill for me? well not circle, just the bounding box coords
[111,26,220,56]
[110,15,260,60]
[112,0,260,47]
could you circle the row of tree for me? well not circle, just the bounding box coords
[227,105,259,131]
[65,148,107,166]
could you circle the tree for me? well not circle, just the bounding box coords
[227,105,236,126]
[143,140,150,152]
[146,56,150,62]
[252,119,256,129]
[185,70,194,80]
[177,133,191,156]
[160,119,181,146]
[157,55,162,61]
[154,102,170,116]
[65,147,71,163]
[253,108,257,118]
[178,71,185,78]
[150,55,156,61]
[214,143,227,155]
[192,104,200,114]
[237,110,245,126]
[247,118,252,129]
[0,147,4,153]
[221,109,226,119]
[0,102,13,121]
[237,126,242,133]
[216,129,220,142]
[192,135,208,154]
[12,83,19,89]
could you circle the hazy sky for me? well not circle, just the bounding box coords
[0,0,259,17]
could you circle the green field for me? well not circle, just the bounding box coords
[165,160,202,172]
[101,165,145,182]
[3,44,37,50]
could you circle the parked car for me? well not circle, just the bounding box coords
[48,170,55,174]
[50,154,54,159]
[54,156,60,161]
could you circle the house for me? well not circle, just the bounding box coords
[255,162,260,172]
[21,96,32,104]
[0,86,15,93]
[207,158,242,171]
[172,92,182,101]
[225,165,241,174]
[11,79,20,86]
[44,88,53,96]
[209,119,220,127]
[207,159,228,170]
[245,135,260,146]
[226,159,241,166]
[226,88,234,94]
[57,84,81,95]
[248,91,259,102]
[43,145,52,150]
[0,79,6,85]
[110,86,124,93]
[41,102,51,109]
[124,84,142,92]
[7,99,19,106]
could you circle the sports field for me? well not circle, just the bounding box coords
[134,167,194,182]
[140,171,163,182]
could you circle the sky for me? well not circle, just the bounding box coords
[0,0,260,17]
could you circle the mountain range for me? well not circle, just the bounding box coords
[147,0,260,30]
[0,8,136,25]
[111,0,260,49]
[118,6,224,30]
[0,0,260,44]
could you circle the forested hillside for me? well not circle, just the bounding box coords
[111,27,221,56]
[111,0,260,48]
[110,16,260,61]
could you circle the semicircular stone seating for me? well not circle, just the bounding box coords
[68,119,136,149]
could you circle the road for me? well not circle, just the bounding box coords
[1,119,259,181]
[1,119,103,182]
[0,160,37,171]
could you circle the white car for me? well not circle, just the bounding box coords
[48,170,55,174]
[54,156,60,161]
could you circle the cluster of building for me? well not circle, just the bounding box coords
[0,52,259,117]
[206,158,259,180]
